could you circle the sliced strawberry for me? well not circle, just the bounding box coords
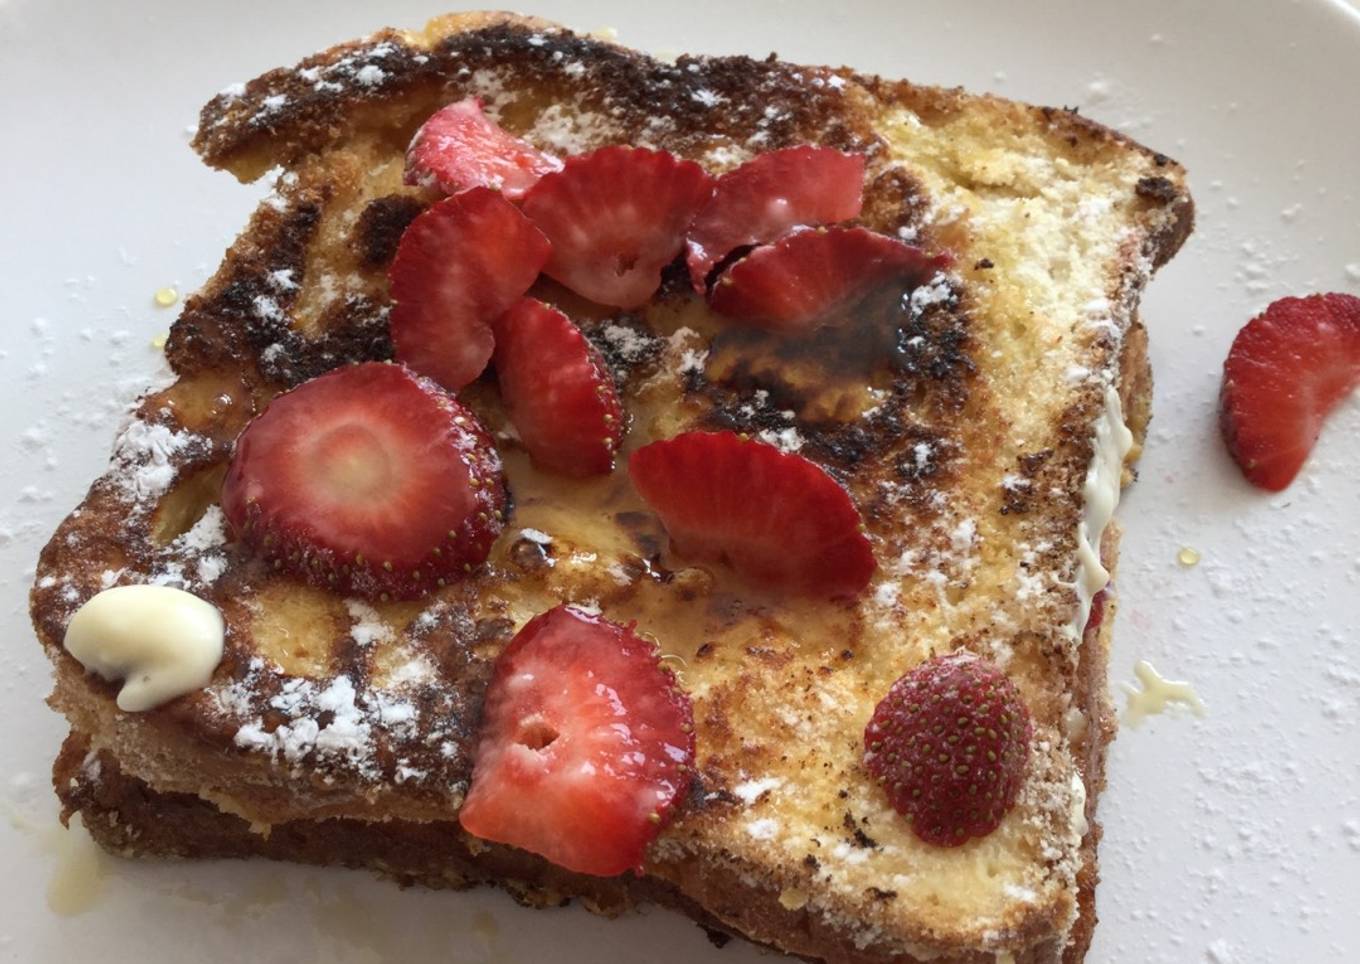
[388,188,550,391]
[708,227,950,334]
[459,605,695,876]
[493,298,626,477]
[221,362,506,601]
[685,146,866,291]
[404,97,563,199]
[628,431,875,597]
[521,147,714,308]
[1220,292,1360,491]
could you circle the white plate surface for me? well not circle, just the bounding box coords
[2,1,1359,961]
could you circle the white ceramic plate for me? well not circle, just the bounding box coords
[3,1,1358,960]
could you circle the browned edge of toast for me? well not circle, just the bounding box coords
[51,318,1149,964]
[36,12,1188,963]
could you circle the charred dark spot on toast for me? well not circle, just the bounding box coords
[842,811,880,849]
[692,272,974,510]
[354,194,427,267]
[860,166,932,239]
[891,278,974,395]
[255,298,393,388]
[1000,449,1052,515]
[1134,175,1179,204]
[581,316,666,384]
[508,537,553,574]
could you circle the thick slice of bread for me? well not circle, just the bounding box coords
[31,13,1191,964]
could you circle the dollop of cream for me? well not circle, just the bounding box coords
[63,585,225,711]
[1074,385,1133,632]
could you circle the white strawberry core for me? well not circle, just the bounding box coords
[314,424,392,500]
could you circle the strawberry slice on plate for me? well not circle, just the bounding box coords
[628,431,876,597]
[1220,292,1360,491]
[685,146,865,291]
[521,146,714,308]
[459,605,695,877]
[708,226,950,334]
[388,187,550,391]
[221,362,507,601]
[493,298,626,477]
[404,97,563,199]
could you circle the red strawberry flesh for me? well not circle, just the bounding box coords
[628,431,875,597]
[404,98,562,199]
[458,605,695,876]
[388,187,550,391]
[521,146,714,308]
[493,298,626,477]
[221,362,506,600]
[708,226,950,334]
[1220,292,1360,491]
[863,652,1033,847]
[685,146,865,291]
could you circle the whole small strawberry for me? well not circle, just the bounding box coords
[863,652,1032,847]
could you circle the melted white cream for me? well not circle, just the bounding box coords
[1123,660,1207,728]
[64,585,225,711]
[1069,772,1090,839]
[1073,385,1133,632]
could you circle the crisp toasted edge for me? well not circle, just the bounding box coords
[35,12,1188,963]
[50,325,1148,964]
[51,591,1121,964]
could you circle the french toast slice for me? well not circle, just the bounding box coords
[31,12,1192,964]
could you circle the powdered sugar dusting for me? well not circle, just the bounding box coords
[345,600,394,647]
[110,418,198,511]
[218,658,459,788]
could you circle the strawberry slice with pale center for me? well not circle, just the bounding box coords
[708,226,950,334]
[404,97,563,199]
[1220,292,1360,491]
[521,146,714,309]
[458,605,695,877]
[221,362,507,601]
[684,146,865,291]
[493,298,626,477]
[628,431,876,597]
[388,187,550,392]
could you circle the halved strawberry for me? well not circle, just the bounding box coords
[864,652,1032,847]
[459,605,695,876]
[221,362,506,601]
[708,227,950,334]
[404,98,563,199]
[520,146,714,308]
[628,431,876,597]
[493,298,625,477]
[1220,292,1360,491]
[388,188,550,391]
[684,146,866,291]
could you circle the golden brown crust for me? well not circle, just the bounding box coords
[56,730,1075,964]
[34,12,1190,964]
